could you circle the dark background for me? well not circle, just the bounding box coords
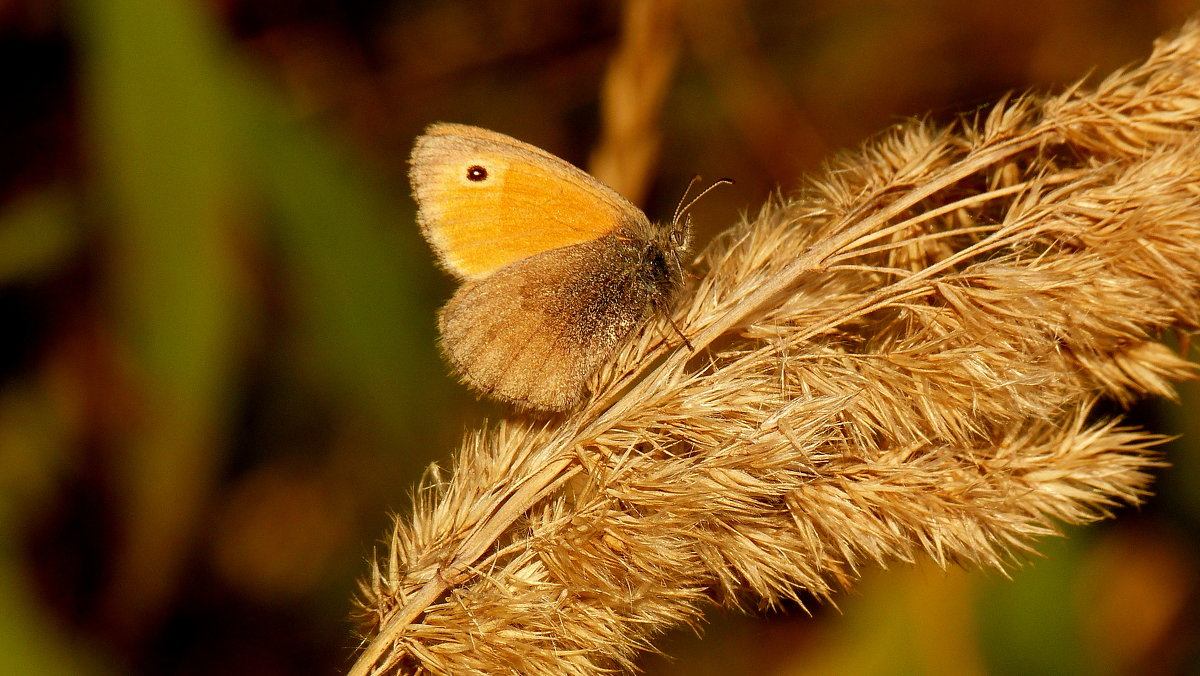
[0,1,1196,674]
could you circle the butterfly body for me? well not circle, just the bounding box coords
[409,123,687,411]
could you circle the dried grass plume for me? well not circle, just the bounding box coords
[352,17,1200,675]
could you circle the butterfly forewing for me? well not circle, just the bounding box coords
[410,123,649,280]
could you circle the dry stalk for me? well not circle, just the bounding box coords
[589,0,684,202]
[352,17,1200,676]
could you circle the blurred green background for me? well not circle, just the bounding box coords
[0,1,1196,674]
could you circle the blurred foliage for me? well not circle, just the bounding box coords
[0,0,1195,674]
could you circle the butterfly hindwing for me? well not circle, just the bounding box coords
[437,236,662,410]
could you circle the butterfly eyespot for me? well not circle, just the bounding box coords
[466,165,488,182]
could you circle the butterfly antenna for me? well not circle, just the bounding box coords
[661,176,733,353]
[674,177,734,228]
[672,175,703,228]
